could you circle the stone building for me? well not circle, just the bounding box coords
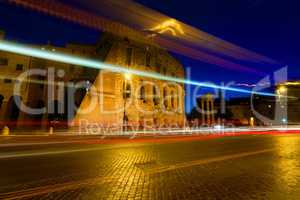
[73,34,185,130]
[225,97,254,126]
[253,82,300,125]
[0,37,99,129]
[197,94,215,125]
[0,31,185,131]
[192,95,255,126]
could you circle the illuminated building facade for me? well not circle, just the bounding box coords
[0,31,185,130]
[73,34,185,130]
[276,81,300,125]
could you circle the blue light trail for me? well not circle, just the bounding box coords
[0,40,277,97]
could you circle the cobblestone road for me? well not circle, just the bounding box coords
[1,134,300,199]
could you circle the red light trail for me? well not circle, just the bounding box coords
[7,0,280,75]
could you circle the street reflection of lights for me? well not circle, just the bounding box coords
[0,40,280,97]
[275,137,300,191]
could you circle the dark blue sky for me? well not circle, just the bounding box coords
[136,0,299,65]
[135,0,300,111]
[0,0,299,111]
[136,0,300,80]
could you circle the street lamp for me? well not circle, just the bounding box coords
[124,73,131,81]
[277,86,287,95]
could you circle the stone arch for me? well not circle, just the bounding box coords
[163,87,169,109]
[6,95,22,127]
[0,94,3,109]
[152,85,159,106]
[74,87,87,108]
[140,85,146,102]
[64,79,91,121]
[171,90,176,109]
[34,100,45,125]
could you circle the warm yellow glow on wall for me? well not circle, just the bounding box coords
[250,117,255,127]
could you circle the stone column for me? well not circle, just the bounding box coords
[201,99,205,124]
[206,99,211,125]
[211,100,215,125]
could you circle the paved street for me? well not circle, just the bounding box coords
[1,134,300,199]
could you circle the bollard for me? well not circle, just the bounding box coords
[2,126,9,136]
[49,126,54,135]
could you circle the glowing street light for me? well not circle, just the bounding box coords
[278,86,287,94]
[124,73,132,80]
[250,117,255,127]
[282,118,287,124]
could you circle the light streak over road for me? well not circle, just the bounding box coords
[0,40,279,97]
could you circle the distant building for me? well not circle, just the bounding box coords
[0,37,99,129]
[0,31,185,131]
[192,95,255,126]
[191,81,300,127]
[252,82,300,125]
[276,81,300,124]
[198,94,215,125]
[224,97,254,126]
[251,94,276,126]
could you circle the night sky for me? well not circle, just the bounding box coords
[137,0,300,85]
[136,1,300,70]
[0,0,299,111]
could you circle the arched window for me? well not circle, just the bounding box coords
[126,48,133,66]
[153,86,159,106]
[155,59,161,73]
[140,86,146,102]
[7,96,22,121]
[163,87,168,108]
[0,95,3,109]
[162,67,167,75]
[171,91,176,109]
[146,52,151,67]
[177,94,181,112]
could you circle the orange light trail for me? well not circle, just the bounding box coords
[7,0,280,75]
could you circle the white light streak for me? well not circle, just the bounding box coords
[0,40,278,97]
